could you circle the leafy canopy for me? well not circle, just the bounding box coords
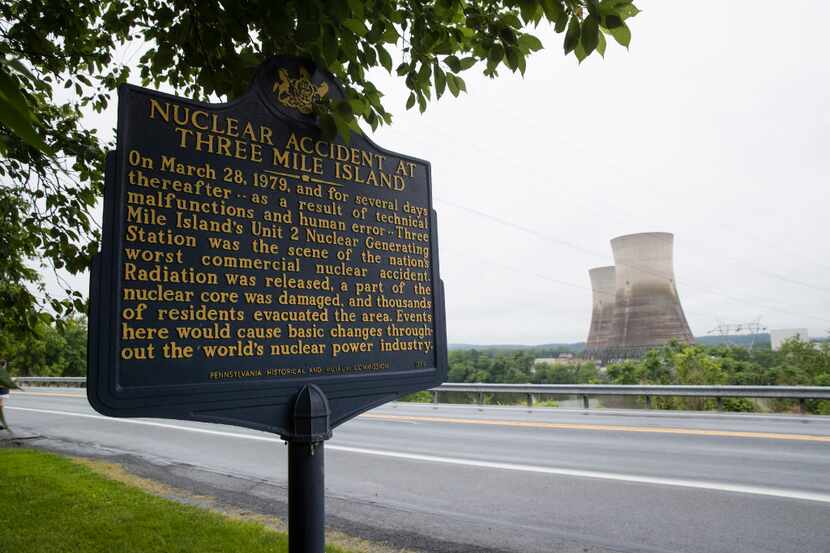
[0,0,639,334]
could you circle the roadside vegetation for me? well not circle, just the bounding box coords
[0,448,352,553]
[0,315,86,377]
[407,340,830,414]
[3,319,827,414]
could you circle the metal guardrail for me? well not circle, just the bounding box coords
[13,376,87,387]
[13,377,830,411]
[431,383,830,410]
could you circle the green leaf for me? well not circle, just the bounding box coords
[458,57,476,70]
[1,58,35,81]
[444,55,462,73]
[418,61,431,82]
[335,99,353,118]
[382,25,400,43]
[322,26,339,63]
[542,0,566,25]
[346,0,365,19]
[518,0,540,24]
[554,14,568,33]
[406,92,416,110]
[501,13,522,29]
[599,0,632,8]
[597,31,607,57]
[599,0,633,14]
[581,17,599,56]
[434,63,447,99]
[518,34,544,52]
[488,44,504,65]
[0,68,35,114]
[376,45,392,72]
[342,19,368,37]
[619,4,641,19]
[564,16,581,54]
[396,62,410,76]
[608,22,631,48]
[574,42,587,63]
[0,77,51,155]
[319,113,337,141]
[333,112,352,144]
[505,46,520,71]
[446,74,459,97]
[603,14,624,29]
[366,21,385,43]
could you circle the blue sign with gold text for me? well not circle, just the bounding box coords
[88,57,447,435]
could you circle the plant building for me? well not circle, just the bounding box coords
[586,232,694,360]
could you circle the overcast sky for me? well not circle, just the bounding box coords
[53,1,830,345]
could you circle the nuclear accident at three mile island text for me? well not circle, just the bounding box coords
[111,91,440,388]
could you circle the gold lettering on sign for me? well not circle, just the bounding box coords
[121,92,438,379]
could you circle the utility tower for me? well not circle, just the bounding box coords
[707,317,767,348]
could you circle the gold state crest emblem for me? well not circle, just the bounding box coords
[273,67,329,114]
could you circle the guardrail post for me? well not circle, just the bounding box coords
[716,397,723,411]
[526,393,533,408]
[645,395,652,409]
[799,398,806,415]
[432,390,439,406]
[478,392,484,406]
[581,395,589,409]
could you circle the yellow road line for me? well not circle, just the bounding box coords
[360,413,830,443]
[13,391,830,443]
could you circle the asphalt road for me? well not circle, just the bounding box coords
[5,389,830,553]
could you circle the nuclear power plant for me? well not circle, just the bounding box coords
[586,266,616,355]
[586,232,694,360]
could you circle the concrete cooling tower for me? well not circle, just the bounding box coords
[607,232,694,357]
[585,266,616,356]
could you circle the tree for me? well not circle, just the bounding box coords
[0,315,87,377]
[0,0,640,333]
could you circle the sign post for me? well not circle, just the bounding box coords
[284,384,331,553]
[88,57,447,551]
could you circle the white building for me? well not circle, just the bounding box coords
[770,328,809,351]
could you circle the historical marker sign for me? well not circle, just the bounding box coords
[88,57,447,436]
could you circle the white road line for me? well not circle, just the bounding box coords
[9,405,830,505]
[9,406,281,442]
[327,444,830,504]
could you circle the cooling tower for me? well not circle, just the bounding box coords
[586,266,616,357]
[608,232,693,356]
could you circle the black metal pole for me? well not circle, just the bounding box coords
[283,384,332,553]
[288,440,325,553]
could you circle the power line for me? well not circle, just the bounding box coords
[425,121,830,287]
[441,246,713,328]
[444,104,830,276]
[436,198,830,326]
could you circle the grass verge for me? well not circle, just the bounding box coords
[0,448,351,553]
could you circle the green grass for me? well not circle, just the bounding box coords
[0,448,348,553]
